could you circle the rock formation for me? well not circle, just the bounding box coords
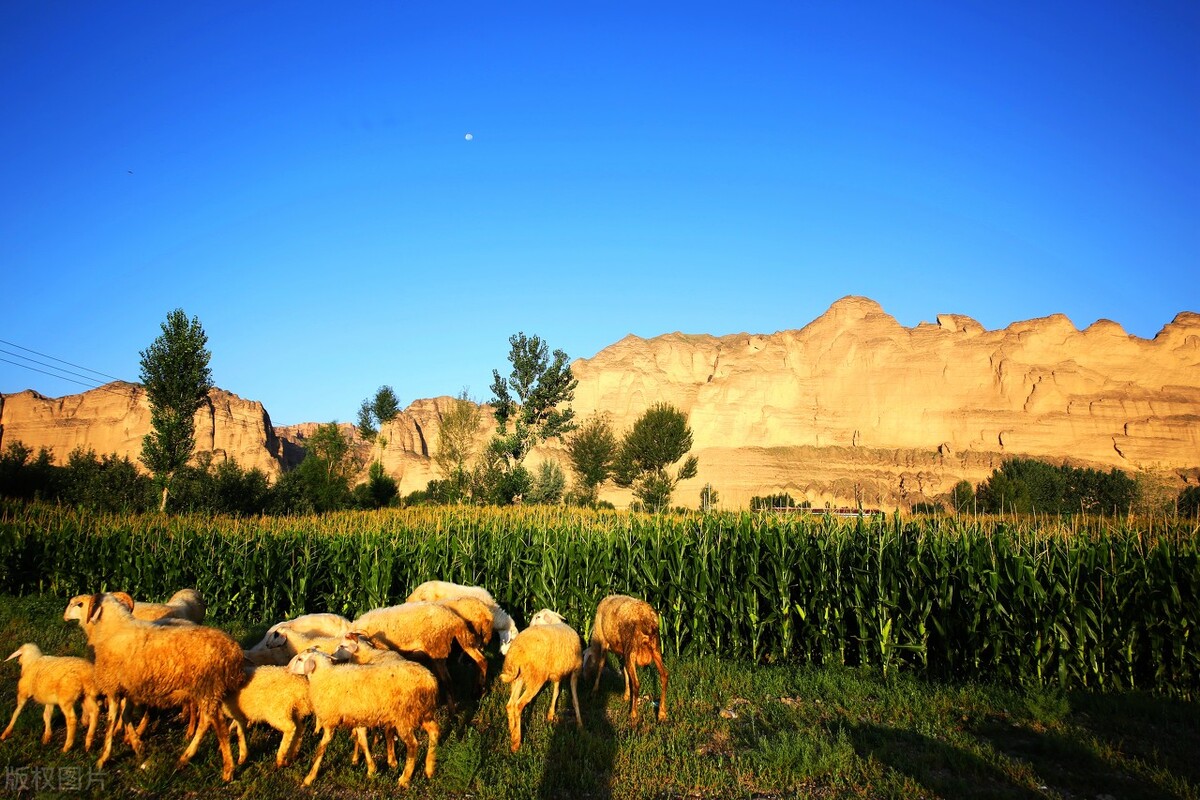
[0,382,283,478]
[3,297,1198,509]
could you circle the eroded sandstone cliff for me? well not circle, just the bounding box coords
[3,297,1197,509]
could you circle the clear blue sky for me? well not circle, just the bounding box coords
[3,2,1197,425]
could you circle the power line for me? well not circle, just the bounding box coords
[0,338,123,382]
[0,339,288,438]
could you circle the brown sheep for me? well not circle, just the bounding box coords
[63,592,246,781]
[351,601,488,704]
[583,594,668,723]
[406,580,519,652]
[288,649,440,787]
[499,611,583,752]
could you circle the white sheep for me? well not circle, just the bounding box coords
[351,601,488,705]
[583,594,668,723]
[287,649,440,787]
[499,610,583,752]
[130,588,207,623]
[221,665,312,768]
[247,612,352,652]
[63,592,246,781]
[2,643,100,752]
[406,580,520,653]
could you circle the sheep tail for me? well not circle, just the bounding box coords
[499,663,521,684]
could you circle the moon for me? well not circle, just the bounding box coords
[464,133,474,141]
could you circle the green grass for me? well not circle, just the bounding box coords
[1,594,1197,799]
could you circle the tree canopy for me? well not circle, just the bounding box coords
[613,402,699,512]
[138,308,213,512]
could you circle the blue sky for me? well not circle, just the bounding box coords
[3,2,1197,425]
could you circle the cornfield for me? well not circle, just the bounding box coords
[1,500,1196,695]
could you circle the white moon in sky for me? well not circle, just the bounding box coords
[464,133,474,141]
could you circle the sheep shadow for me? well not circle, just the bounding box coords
[536,666,617,800]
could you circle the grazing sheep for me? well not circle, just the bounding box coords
[222,665,312,768]
[247,613,352,652]
[583,594,668,723]
[499,611,583,752]
[2,644,100,752]
[62,592,246,781]
[287,649,440,787]
[406,580,520,653]
[130,589,207,624]
[351,601,488,699]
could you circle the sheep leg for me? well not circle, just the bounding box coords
[83,695,100,752]
[569,669,582,728]
[463,643,488,691]
[41,703,55,745]
[179,705,235,783]
[651,644,669,721]
[396,727,419,787]
[222,701,250,765]
[507,677,545,752]
[96,695,122,770]
[303,725,334,787]
[1,691,29,740]
[627,657,642,721]
[622,660,632,701]
[354,727,377,776]
[278,716,301,768]
[61,703,80,751]
[433,660,458,715]
[421,717,439,779]
[546,680,561,721]
[385,727,398,768]
[590,645,608,692]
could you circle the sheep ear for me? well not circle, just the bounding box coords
[5,647,22,662]
[303,655,317,675]
[110,592,135,612]
[86,594,105,623]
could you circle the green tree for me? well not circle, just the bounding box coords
[354,461,399,509]
[138,308,214,512]
[433,390,484,500]
[527,459,567,505]
[1179,485,1200,517]
[356,385,401,465]
[950,480,975,514]
[564,414,618,506]
[613,403,699,512]
[487,332,578,503]
[291,422,362,512]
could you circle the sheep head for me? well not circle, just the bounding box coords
[528,609,567,627]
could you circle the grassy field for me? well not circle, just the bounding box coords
[1,593,1198,800]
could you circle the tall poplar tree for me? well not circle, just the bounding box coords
[139,308,213,512]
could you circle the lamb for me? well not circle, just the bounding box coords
[351,601,489,700]
[130,588,207,623]
[582,594,668,723]
[499,610,583,752]
[62,592,246,781]
[221,665,312,768]
[406,580,520,653]
[2,644,100,753]
[287,649,440,787]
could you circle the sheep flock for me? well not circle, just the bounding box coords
[1,581,669,788]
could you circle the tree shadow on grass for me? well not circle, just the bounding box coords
[972,690,1200,800]
[841,720,1042,800]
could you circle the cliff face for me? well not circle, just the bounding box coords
[3,297,1198,509]
[565,297,1200,507]
[0,382,283,478]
